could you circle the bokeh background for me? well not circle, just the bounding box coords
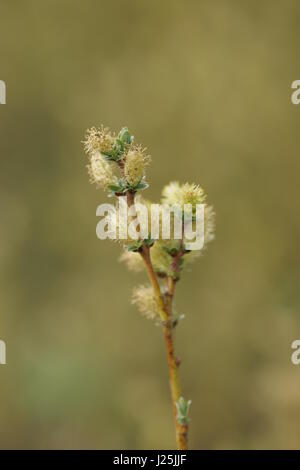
[1,0,300,449]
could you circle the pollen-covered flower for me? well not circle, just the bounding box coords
[150,242,172,276]
[132,285,160,320]
[180,183,206,206]
[203,205,215,245]
[88,151,118,190]
[162,182,206,208]
[183,204,215,263]
[120,241,172,276]
[124,146,150,187]
[119,249,144,272]
[83,126,115,156]
[161,181,182,206]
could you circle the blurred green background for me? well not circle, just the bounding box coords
[1,0,300,449]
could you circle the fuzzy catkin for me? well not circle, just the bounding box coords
[132,285,160,320]
[88,152,118,190]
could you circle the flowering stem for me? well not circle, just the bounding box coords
[140,246,188,450]
[125,190,188,449]
[83,125,215,451]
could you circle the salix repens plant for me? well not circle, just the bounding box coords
[82,125,215,450]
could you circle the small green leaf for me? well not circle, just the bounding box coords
[102,138,126,161]
[172,314,185,327]
[163,246,178,257]
[176,397,192,425]
[115,138,124,152]
[103,152,119,162]
[108,184,122,192]
[133,181,149,190]
[144,237,154,248]
[127,240,143,252]
[108,179,126,192]
[108,179,127,195]
[124,179,149,192]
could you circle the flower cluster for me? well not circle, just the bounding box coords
[120,183,215,292]
[83,125,215,322]
[162,181,206,214]
[83,126,150,194]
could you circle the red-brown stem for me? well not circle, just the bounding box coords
[124,190,188,449]
[140,246,188,449]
